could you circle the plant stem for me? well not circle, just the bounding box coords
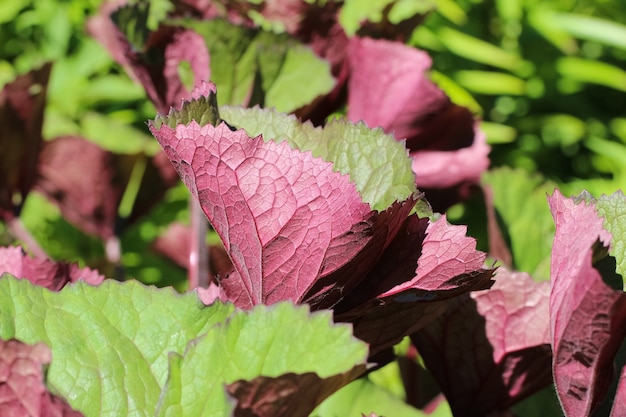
[8,217,48,259]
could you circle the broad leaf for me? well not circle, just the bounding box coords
[548,190,626,417]
[0,276,235,417]
[150,111,374,309]
[156,302,369,417]
[411,268,552,415]
[312,377,444,417]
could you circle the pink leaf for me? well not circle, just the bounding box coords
[0,246,104,290]
[548,190,626,417]
[149,119,373,309]
[410,269,552,415]
[0,339,82,417]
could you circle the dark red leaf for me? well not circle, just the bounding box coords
[227,367,366,417]
[0,64,51,221]
[548,190,626,417]
[35,136,119,239]
[410,269,552,415]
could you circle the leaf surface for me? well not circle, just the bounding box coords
[548,190,626,417]
[0,64,51,221]
[0,276,234,417]
[155,302,368,417]
[346,36,489,208]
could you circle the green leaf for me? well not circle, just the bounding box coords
[173,18,334,112]
[0,276,235,417]
[595,191,626,286]
[339,0,435,36]
[312,377,452,417]
[219,106,416,211]
[437,27,526,72]
[557,57,626,92]
[481,168,557,280]
[545,12,626,50]
[264,44,334,112]
[156,302,369,417]
[454,70,526,95]
[81,111,161,155]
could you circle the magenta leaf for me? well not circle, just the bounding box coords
[0,246,104,290]
[346,36,489,210]
[548,190,626,417]
[410,269,552,415]
[0,64,51,221]
[0,339,83,417]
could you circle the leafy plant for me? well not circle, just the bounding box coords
[2,0,626,416]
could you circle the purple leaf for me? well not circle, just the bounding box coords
[346,37,489,210]
[410,268,552,415]
[548,190,626,417]
[0,339,83,417]
[0,64,51,221]
[149,118,374,309]
[0,246,104,290]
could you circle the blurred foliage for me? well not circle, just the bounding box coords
[415,0,626,194]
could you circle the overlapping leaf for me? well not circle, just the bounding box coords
[411,268,552,415]
[150,83,494,356]
[156,302,369,417]
[346,36,489,210]
[0,275,235,417]
[548,190,626,417]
